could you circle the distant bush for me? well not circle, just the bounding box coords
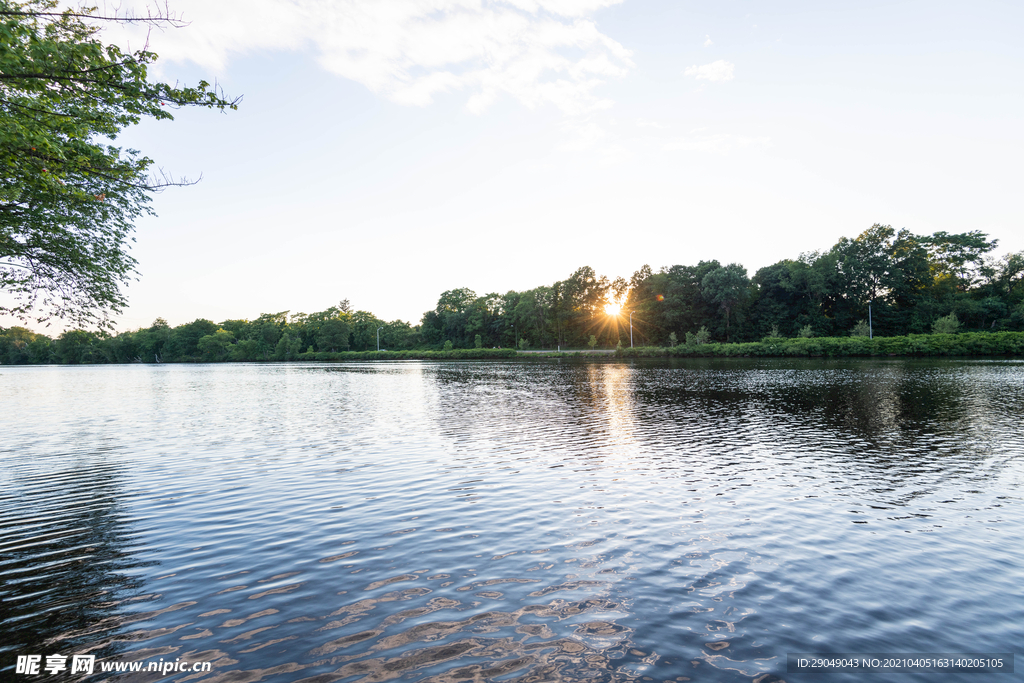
[798,324,814,338]
[685,326,711,346]
[618,331,1024,358]
[851,320,870,337]
[932,312,961,335]
[297,348,518,361]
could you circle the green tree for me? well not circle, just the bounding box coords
[0,0,237,328]
[136,317,170,361]
[274,331,301,360]
[348,310,385,351]
[230,338,261,361]
[701,263,749,341]
[54,328,100,363]
[932,312,960,334]
[923,231,999,291]
[824,225,932,335]
[197,329,235,361]
[654,261,721,341]
[0,324,51,362]
[164,318,217,360]
[316,317,351,352]
[685,326,710,346]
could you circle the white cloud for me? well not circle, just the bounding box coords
[102,0,632,115]
[665,131,770,153]
[684,59,734,82]
[636,118,667,129]
[703,34,712,47]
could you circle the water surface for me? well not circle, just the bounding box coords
[1,359,1022,682]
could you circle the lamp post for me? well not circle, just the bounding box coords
[376,326,384,351]
[629,310,635,348]
[868,303,873,339]
[510,323,517,349]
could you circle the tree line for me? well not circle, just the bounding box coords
[2,225,1023,364]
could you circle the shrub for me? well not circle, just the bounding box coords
[932,312,960,335]
[851,320,870,337]
[798,324,814,338]
[685,326,711,346]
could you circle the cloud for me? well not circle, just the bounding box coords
[104,0,632,115]
[636,118,667,129]
[684,59,734,82]
[665,131,769,153]
[703,35,712,47]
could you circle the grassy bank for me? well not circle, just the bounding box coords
[297,348,518,361]
[616,331,1024,359]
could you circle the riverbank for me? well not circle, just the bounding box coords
[6,332,1023,365]
[297,348,518,361]
[616,331,1024,358]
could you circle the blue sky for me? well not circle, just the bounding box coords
[32,0,1024,329]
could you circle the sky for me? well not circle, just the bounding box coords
[15,0,1024,329]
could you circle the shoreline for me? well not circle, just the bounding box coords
[3,331,1023,365]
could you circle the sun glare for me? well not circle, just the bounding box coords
[604,303,621,316]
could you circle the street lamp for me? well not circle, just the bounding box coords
[376,326,384,351]
[629,310,635,348]
[510,322,517,349]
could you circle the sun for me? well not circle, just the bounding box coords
[604,303,621,316]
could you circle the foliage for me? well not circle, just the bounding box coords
[7,224,1024,365]
[274,332,301,360]
[299,348,517,361]
[932,312,960,335]
[700,263,749,341]
[0,0,238,328]
[851,320,870,337]
[923,231,999,291]
[618,331,1024,359]
[197,329,234,361]
[684,326,710,346]
[0,325,52,362]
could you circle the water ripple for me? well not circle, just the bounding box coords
[1,359,1021,682]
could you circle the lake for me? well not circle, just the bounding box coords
[1,359,1021,682]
